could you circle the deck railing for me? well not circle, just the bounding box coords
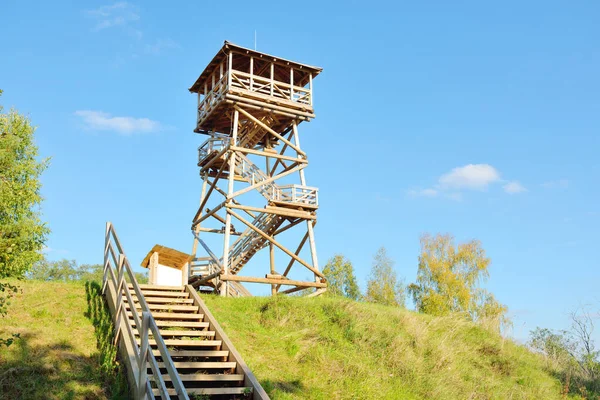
[275,184,318,207]
[197,69,312,125]
[197,136,230,165]
[104,222,190,400]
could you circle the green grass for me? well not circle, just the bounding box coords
[0,280,579,399]
[203,295,572,400]
[0,279,127,400]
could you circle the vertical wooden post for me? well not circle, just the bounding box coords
[113,254,125,344]
[270,63,274,96]
[290,67,294,101]
[219,61,223,79]
[249,57,254,92]
[138,311,150,398]
[309,73,313,106]
[228,51,233,89]
[103,222,110,295]
[306,220,320,283]
[221,110,239,296]
[191,177,208,257]
[292,121,306,184]
[270,243,276,295]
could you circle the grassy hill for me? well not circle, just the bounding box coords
[0,279,126,400]
[0,280,573,399]
[203,295,569,400]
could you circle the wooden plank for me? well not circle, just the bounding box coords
[127,312,203,320]
[155,361,236,369]
[125,297,195,304]
[154,387,253,396]
[127,284,184,291]
[152,349,228,358]
[139,290,189,298]
[126,304,199,312]
[139,339,222,347]
[134,320,209,329]
[228,203,315,220]
[159,373,244,382]
[230,145,307,163]
[135,330,215,338]
[221,275,326,288]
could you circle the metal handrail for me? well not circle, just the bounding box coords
[104,222,190,400]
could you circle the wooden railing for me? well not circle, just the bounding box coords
[196,69,312,125]
[103,222,190,400]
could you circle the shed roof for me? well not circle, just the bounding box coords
[140,245,193,270]
[189,41,323,93]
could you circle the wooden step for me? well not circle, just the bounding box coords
[125,297,195,304]
[139,339,222,347]
[158,373,244,382]
[128,284,184,291]
[134,329,215,338]
[126,304,199,312]
[133,320,209,329]
[152,349,229,358]
[139,290,189,298]
[126,312,203,320]
[155,361,236,369]
[153,387,252,396]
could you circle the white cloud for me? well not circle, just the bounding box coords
[86,2,140,32]
[541,179,569,189]
[503,181,527,194]
[75,110,162,135]
[42,246,69,255]
[408,163,526,200]
[439,164,501,190]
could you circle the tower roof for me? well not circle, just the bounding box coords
[189,41,322,93]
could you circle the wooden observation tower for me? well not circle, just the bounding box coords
[188,41,326,297]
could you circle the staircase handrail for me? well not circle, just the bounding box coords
[104,222,190,400]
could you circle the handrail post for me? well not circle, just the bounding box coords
[138,311,150,399]
[103,222,111,294]
[113,254,125,345]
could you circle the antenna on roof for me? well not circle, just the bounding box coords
[254,30,257,50]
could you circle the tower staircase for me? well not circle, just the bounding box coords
[104,222,269,399]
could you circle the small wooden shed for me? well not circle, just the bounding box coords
[141,245,193,287]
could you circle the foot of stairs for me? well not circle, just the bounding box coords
[122,284,265,399]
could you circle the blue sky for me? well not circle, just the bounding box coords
[2,1,599,342]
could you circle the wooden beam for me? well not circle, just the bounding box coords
[276,231,309,291]
[220,275,326,288]
[229,164,305,200]
[228,203,315,220]
[227,209,324,279]
[230,145,307,164]
[234,105,307,157]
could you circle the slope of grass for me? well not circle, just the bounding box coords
[0,279,127,400]
[203,295,570,400]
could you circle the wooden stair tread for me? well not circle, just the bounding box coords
[153,387,253,396]
[157,373,244,382]
[139,290,189,298]
[140,339,222,347]
[152,350,229,358]
[126,304,199,312]
[128,284,184,291]
[156,361,236,369]
[135,330,215,338]
[126,312,203,320]
[134,320,209,329]
[125,297,195,304]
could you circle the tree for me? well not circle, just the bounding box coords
[0,90,49,345]
[408,234,507,329]
[365,247,405,307]
[322,254,361,300]
[28,258,149,284]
